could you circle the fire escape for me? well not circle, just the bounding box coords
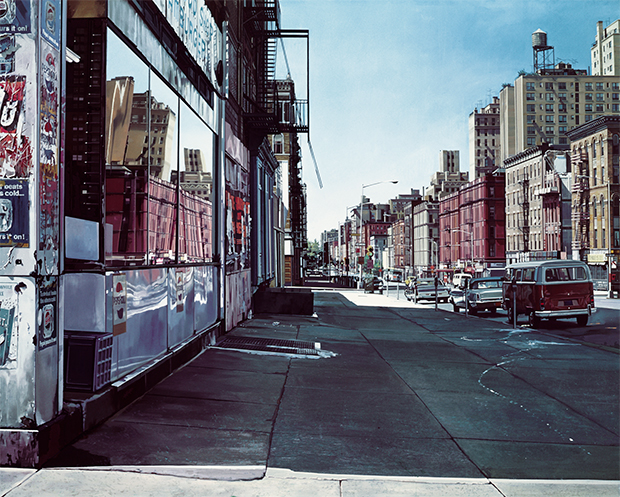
[244,1,309,284]
[571,150,590,257]
[518,173,530,253]
[243,0,309,135]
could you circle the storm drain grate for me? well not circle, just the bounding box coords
[215,336,320,356]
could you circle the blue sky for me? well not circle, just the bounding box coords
[276,0,619,242]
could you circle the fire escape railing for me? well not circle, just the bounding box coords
[243,1,309,135]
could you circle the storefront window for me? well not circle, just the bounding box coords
[104,29,213,266]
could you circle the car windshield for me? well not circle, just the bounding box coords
[471,280,500,289]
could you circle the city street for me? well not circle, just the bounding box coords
[39,290,618,482]
[383,282,620,350]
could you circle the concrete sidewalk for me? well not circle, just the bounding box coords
[1,467,619,496]
[2,290,617,496]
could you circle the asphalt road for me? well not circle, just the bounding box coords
[46,290,619,481]
[387,283,620,350]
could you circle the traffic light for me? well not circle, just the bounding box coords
[366,246,373,259]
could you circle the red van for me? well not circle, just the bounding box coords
[502,260,596,327]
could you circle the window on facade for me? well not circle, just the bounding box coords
[585,93,593,101]
[596,93,604,101]
[105,29,213,266]
[545,83,553,90]
[559,82,567,90]
[585,104,593,112]
[596,104,604,112]
[546,93,554,101]
[596,82,604,90]
[526,82,535,90]
[527,104,536,112]
[273,134,284,154]
[545,104,554,112]
[526,93,535,101]
[585,83,593,91]
[527,137,536,146]
[545,115,554,123]
[545,126,554,134]
[527,126,536,135]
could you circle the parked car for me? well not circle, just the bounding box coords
[452,277,503,314]
[406,278,450,303]
[502,260,596,327]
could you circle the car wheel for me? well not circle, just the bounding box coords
[528,312,540,328]
[452,303,459,313]
[576,315,588,327]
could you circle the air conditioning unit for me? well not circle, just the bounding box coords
[64,332,113,392]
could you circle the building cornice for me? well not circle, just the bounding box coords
[566,115,620,141]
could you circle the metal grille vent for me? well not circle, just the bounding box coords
[216,336,320,356]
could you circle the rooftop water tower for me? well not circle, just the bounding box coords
[532,29,555,74]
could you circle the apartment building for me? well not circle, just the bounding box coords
[500,68,620,162]
[567,116,620,287]
[503,144,572,264]
[411,200,439,277]
[438,173,506,273]
[591,19,620,76]
[469,97,501,179]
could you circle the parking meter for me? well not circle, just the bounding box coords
[463,277,469,316]
[511,275,517,328]
[434,276,439,311]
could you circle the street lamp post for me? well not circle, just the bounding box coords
[358,180,398,289]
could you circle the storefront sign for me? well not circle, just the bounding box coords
[113,274,127,336]
[0,178,28,246]
[37,277,56,350]
[587,253,607,264]
[0,0,31,33]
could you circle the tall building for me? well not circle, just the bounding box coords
[591,19,620,76]
[500,27,620,162]
[426,150,469,200]
[469,97,501,179]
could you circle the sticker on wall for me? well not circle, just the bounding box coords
[38,43,59,273]
[0,0,31,34]
[40,0,60,48]
[0,178,28,246]
[176,269,184,312]
[0,283,17,368]
[37,276,56,350]
[0,75,32,178]
[113,273,127,336]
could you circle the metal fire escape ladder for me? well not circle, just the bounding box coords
[571,151,590,252]
[243,1,309,135]
[519,173,530,252]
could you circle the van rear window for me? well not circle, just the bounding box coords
[545,266,587,282]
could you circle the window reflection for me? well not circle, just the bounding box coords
[104,29,213,266]
[172,101,214,262]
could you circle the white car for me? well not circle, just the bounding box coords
[407,278,450,303]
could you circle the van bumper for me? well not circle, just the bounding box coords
[536,306,596,318]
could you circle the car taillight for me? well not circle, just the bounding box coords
[590,294,595,307]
